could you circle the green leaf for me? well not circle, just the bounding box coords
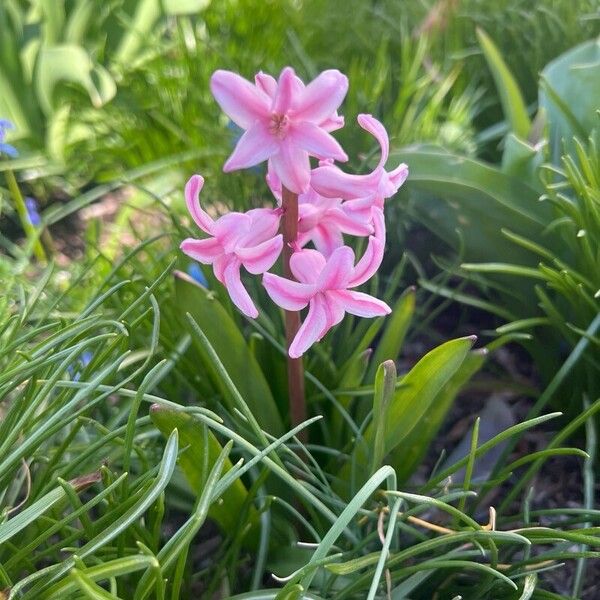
[150,405,254,537]
[501,134,544,190]
[35,45,116,114]
[162,0,211,15]
[366,287,414,383]
[175,271,283,434]
[476,28,531,139]
[370,360,396,475]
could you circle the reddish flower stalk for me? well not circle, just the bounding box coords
[281,185,307,437]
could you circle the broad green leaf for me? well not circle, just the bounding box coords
[370,360,396,475]
[501,134,544,191]
[347,337,474,479]
[150,405,254,537]
[393,349,487,482]
[175,271,283,434]
[366,287,414,382]
[113,0,161,65]
[476,28,531,139]
[35,45,116,114]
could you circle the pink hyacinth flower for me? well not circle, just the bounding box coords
[180,174,283,318]
[266,163,373,256]
[311,114,409,210]
[211,67,349,194]
[262,209,389,358]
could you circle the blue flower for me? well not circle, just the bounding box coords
[0,119,18,158]
[68,351,93,381]
[25,197,41,226]
[187,263,208,287]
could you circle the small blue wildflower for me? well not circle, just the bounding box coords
[25,197,41,226]
[0,119,18,158]
[68,351,94,381]
[187,263,208,287]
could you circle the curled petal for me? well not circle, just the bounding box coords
[294,70,349,124]
[311,164,383,199]
[357,114,389,168]
[389,162,409,188]
[349,236,384,287]
[213,255,228,284]
[266,160,282,202]
[343,196,377,222]
[212,212,251,249]
[223,121,279,172]
[289,296,328,358]
[262,273,315,311]
[332,290,391,317]
[237,235,283,274]
[180,237,223,263]
[320,112,344,132]
[272,67,296,114]
[321,291,346,335]
[211,70,271,129]
[289,121,347,161]
[290,249,326,284]
[317,245,355,290]
[184,175,213,233]
[223,260,259,318]
[270,140,310,194]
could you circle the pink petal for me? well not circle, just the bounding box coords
[389,162,409,188]
[265,161,282,203]
[224,121,279,172]
[310,164,383,199]
[357,114,389,168]
[269,140,310,194]
[237,235,283,274]
[213,255,228,284]
[272,67,296,114]
[244,208,282,245]
[290,249,326,283]
[349,237,384,287]
[320,112,345,132]
[212,212,251,249]
[180,237,223,263]
[317,245,355,290]
[289,121,348,161]
[310,225,344,257]
[326,207,373,236]
[223,259,259,318]
[262,273,315,311]
[184,175,213,234]
[321,290,346,334]
[343,196,377,222]
[332,290,391,318]
[289,296,328,358]
[211,70,271,129]
[255,72,277,98]
[371,207,386,242]
[294,70,349,124]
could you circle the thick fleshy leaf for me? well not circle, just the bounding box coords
[294,69,349,124]
[223,260,258,318]
[180,237,223,263]
[317,246,354,290]
[290,249,326,283]
[289,296,328,358]
[349,237,384,287]
[184,174,213,233]
[237,235,283,274]
[334,290,390,317]
[262,273,315,311]
[223,121,279,172]
[270,140,311,194]
[358,113,389,167]
[210,70,270,129]
[311,164,382,199]
[290,121,348,161]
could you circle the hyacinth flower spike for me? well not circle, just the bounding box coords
[180,174,283,318]
[210,67,349,193]
[311,113,409,210]
[263,209,389,358]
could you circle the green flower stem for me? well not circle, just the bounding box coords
[5,168,47,263]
